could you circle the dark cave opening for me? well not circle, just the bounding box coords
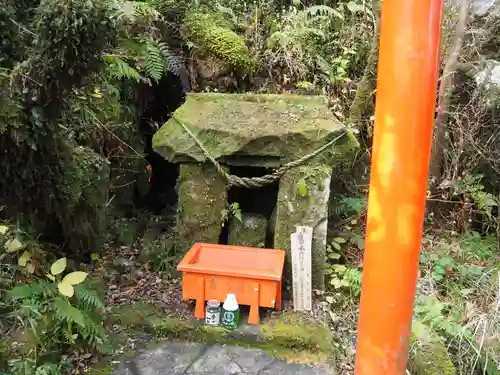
[136,71,187,214]
[219,165,280,247]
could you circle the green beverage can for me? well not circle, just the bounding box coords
[221,293,239,330]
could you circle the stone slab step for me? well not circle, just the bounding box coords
[112,342,333,375]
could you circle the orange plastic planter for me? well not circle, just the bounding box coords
[177,243,286,325]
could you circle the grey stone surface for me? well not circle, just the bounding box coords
[273,164,332,290]
[447,0,500,17]
[228,213,268,248]
[475,60,500,90]
[472,0,498,16]
[117,342,206,375]
[226,323,260,342]
[112,342,333,375]
[152,93,348,167]
[225,346,275,373]
[186,345,242,374]
[260,359,331,375]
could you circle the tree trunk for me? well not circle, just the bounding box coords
[347,1,380,140]
[428,0,469,212]
[347,34,378,136]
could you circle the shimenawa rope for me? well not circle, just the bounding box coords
[172,116,348,189]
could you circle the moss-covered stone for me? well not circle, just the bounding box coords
[90,303,335,374]
[183,12,255,73]
[108,303,333,357]
[152,93,356,167]
[109,303,163,328]
[62,146,110,254]
[228,213,267,248]
[175,163,228,254]
[259,312,333,354]
[408,320,456,375]
[146,314,333,362]
[273,164,332,290]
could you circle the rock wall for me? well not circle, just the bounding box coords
[228,213,267,248]
[273,164,332,290]
[175,163,228,254]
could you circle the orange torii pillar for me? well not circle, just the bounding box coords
[354,0,444,374]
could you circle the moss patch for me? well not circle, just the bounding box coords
[145,316,333,365]
[408,320,456,375]
[183,12,255,72]
[260,312,333,354]
[109,303,164,328]
[175,163,228,254]
[274,164,332,290]
[146,310,333,355]
[152,93,357,167]
[228,213,267,247]
[102,304,334,368]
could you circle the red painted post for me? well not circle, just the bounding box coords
[354,0,444,374]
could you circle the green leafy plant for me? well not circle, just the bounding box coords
[0,222,43,277]
[414,295,465,339]
[145,240,178,274]
[104,54,143,82]
[420,232,497,287]
[316,49,356,85]
[221,202,243,225]
[8,358,71,375]
[451,174,499,230]
[325,242,363,297]
[296,178,308,197]
[420,252,456,283]
[104,36,184,84]
[1,228,108,374]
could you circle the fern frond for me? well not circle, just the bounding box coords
[95,338,114,355]
[54,297,85,328]
[143,40,164,82]
[63,327,75,343]
[104,55,141,82]
[74,284,104,310]
[8,280,52,300]
[157,41,184,76]
[117,37,144,55]
[80,310,108,351]
[113,0,160,24]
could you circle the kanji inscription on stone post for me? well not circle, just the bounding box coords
[291,226,312,311]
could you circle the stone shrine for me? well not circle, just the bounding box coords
[152,93,358,289]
